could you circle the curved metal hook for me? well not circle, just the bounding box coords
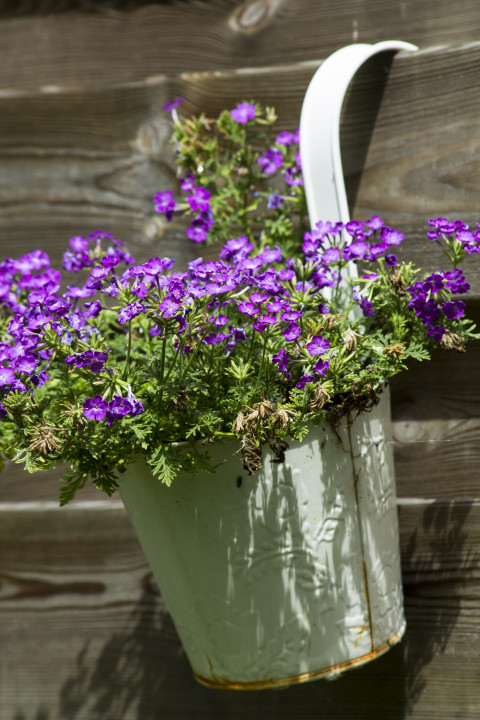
[299,41,418,230]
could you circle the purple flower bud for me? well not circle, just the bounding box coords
[162,97,182,112]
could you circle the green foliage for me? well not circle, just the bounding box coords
[0,100,478,503]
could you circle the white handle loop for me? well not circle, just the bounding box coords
[300,41,418,230]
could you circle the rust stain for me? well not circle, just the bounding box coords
[362,558,375,654]
[194,626,406,691]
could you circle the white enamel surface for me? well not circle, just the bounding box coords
[119,388,405,687]
[299,41,417,230]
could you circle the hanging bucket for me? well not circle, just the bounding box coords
[119,40,417,689]
[119,386,405,689]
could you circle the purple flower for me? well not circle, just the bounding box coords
[69,235,89,253]
[275,131,294,146]
[118,302,144,325]
[162,97,182,112]
[186,220,209,244]
[306,335,330,356]
[272,348,290,371]
[0,402,7,418]
[83,301,102,318]
[101,254,122,270]
[105,390,144,425]
[187,187,211,213]
[153,190,176,221]
[66,350,108,374]
[442,300,465,320]
[158,297,181,318]
[282,323,301,341]
[267,193,283,210]
[321,248,341,264]
[180,175,196,193]
[219,236,253,262]
[352,288,374,317]
[283,166,303,186]
[238,301,259,316]
[0,366,15,386]
[90,265,109,281]
[260,246,282,264]
[281,310,303,322]
[366,215,384,232]
[230,102,256,124]
[296,374,315,389]
[343,240,368,261]
[257,148,283,176]
[382,227,404,246]
[83,395,108,421]
[15,354,37,375]
[427,325,445,342]
[313,359,329,376]
[345,220,364,237]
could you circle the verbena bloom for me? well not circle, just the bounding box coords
[153,190,176,221]
[82,395,108,421]
[257,148,283,175]
[66,350,108,374]
[366,215,384,232]
[282,323,301,341]
[180,175,196,193]
[352,288,374,317]
[313,359,329,376]
[283,166,303,186]
[187,187,211,213]
[275,131,294,146]
[238,301,259,316]
[296,374,315,389]
[230,102,256,124]
[306,336,330,356]
[118,302,144,324]
[0,366,15,386]
[267,193,283,210]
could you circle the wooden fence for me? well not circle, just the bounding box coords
[1,2,480,718]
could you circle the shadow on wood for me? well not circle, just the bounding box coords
[56,500,477,720]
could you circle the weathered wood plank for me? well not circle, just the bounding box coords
[1,1,480,90]
[2,46,480,284]
[0,499,479,719]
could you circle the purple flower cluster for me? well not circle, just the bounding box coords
[257,126,303,187]
[427,217,480,255]
[153,175,215,244]
[66,350,108,374]
[0,232,135,408]
[303,217,402,269]
[407,269,469,341]
[83,388,144,424]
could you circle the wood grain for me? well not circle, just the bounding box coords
[2,46,480,287]
[1,1,480,91]
[0,499,479,719]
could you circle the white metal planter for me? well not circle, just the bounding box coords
[119,41,417,689]
[119,386,404,689]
